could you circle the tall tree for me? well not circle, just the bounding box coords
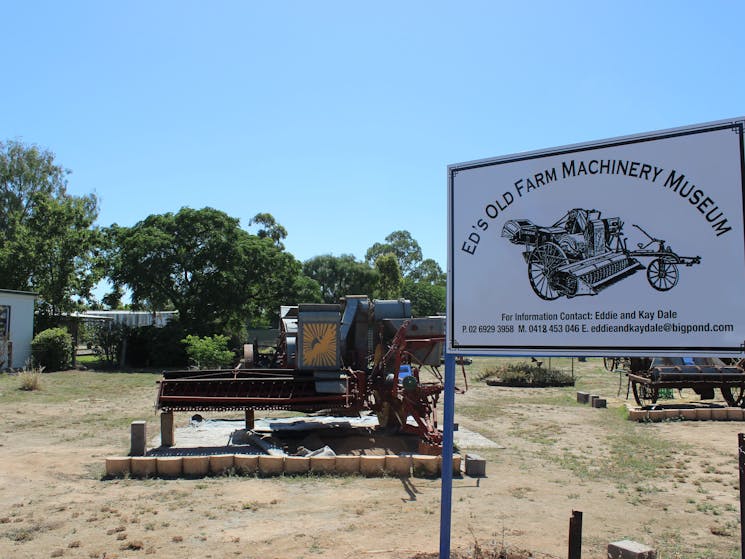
[408,258,446,285]
[365,230,423,277]
[0,140,100,314]
[303,254,378,303]
[249,212,287,250]
[108,207,318,335]
[402,279,446,316]
[374,253,402,300]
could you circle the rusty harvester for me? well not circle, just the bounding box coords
[156,296,449,452]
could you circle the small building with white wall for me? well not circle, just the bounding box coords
[0,289,37,369]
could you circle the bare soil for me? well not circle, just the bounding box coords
[0,359,742,558]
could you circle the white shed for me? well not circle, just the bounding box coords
[0,289,37,369]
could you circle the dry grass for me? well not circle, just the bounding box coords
[17,366,44,391]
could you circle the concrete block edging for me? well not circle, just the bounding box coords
[105,453,464,479]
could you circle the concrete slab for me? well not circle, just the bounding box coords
[130,456,156,478]
[465,453,486,477]
[384,455,412,477]
[156,456,182,477]
[412,455,439,477]
[182,455,209,477]
[608,539,656,559]
[453,426,503,449]
[284,456,310,474]
[234,454,258,474]
[359,455,386,477]
[310,456,336,474]
[105,457,130,477]
[334,455,360,474]
[141,415,496,480]
[258,455,284,476]
[209,454,234,475]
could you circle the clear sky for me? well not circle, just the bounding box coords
[2,1,744,271]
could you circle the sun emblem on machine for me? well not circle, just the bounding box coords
[501,208,701,300]
[301,322,338,367]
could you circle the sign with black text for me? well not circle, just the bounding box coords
[448,119,745,356]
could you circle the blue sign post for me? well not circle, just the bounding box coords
[439,353,456,558]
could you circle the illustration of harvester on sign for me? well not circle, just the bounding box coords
[502,208,701,300]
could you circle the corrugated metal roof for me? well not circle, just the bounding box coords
[78,310,178,328]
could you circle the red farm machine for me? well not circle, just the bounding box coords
[156,296,449,453]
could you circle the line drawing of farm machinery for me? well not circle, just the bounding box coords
[502,208,701,300]
[603,356,745,408]
[156,296,451,452]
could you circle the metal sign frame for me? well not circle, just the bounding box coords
[447,118,745,357]
[441,118,745,559]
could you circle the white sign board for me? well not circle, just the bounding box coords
[448,118,745,357]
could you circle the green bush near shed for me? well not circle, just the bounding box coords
[182,334,235,369]
[31,327,72,372]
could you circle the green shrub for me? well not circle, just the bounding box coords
[31,327,72,372]
[182,334,235,369]
[479,361,574,387]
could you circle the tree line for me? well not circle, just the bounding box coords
[0,140,445,339]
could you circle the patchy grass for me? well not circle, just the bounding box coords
[0,356,740,559]
[75,354,107,368]
[0,369,156,405]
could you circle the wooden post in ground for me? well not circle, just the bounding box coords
[161,411,175,447]
[245,409,255,430]
[568,510,582,559]
[130,420,146,456]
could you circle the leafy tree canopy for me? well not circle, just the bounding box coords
[108,207,319,335]
[402,278,445,316]
[365,230,422,277]
[374,253,402,300]
[408,258,446,285]
[303,254,378,304]
[249,212,287,250]
[365,230,445,286]
[0,140,101,314]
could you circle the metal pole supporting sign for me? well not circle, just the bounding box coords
[439,353,456,558]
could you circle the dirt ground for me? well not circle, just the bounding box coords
[0,359,743,558]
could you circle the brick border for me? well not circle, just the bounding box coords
[105,453,464,479]
[625,404,744,422]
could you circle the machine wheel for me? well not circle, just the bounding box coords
[631,380,659,407]
[646,258,679,291]
[604,357,620,372]
[721,385,745,407]
[528,242,570,300]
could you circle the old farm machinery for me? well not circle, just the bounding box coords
[502,208,701,300]
[604,357,745,407]
[156,296,449,452]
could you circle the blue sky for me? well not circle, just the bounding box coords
[2,1,744,271]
